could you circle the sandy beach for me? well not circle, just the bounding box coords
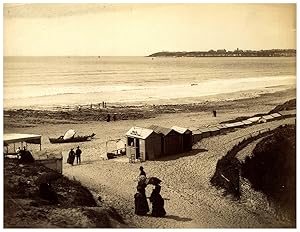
[4,3,297,228]
[4,88,296,228]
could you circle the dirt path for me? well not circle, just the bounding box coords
[63,118,295,228]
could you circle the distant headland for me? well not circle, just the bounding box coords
[148,49,296,57]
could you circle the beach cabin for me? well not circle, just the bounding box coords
[126,127,162,162]
[279,110,296,118]
[192,130,203,144]
[217,124,229,134]
[149,125,183,156]
[208,126,220,136]
[172,126,193,152]
[197,127,211,139]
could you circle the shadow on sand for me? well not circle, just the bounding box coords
[164,215,193,222]
[142,214,192,222]
[70,160,100,166]
[157,148,208,161]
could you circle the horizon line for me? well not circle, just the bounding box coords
[3,48,297,57]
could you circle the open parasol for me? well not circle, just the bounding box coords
[146,177,162,185]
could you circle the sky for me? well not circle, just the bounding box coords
[3,3,296,56]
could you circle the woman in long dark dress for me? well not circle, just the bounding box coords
[134,184,149,216]
[67,149,75,165]
[149,184,166,217]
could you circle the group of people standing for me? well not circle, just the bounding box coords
[106,113,117,122]
[134,166,166,217]
[67,146,82,165]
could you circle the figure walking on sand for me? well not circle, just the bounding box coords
[149,184,166,217]
[213,110,217,117]
[134,175,149,216]
[75,146,82,164]
[67,148,75,165]
[139,166,146,177]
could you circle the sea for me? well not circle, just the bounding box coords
[4,56,296,109]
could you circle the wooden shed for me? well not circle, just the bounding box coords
[208,126,220,136]
[192,130,203,144]
[4,133,42,155]
[198,127,211,138]
[126,127,162,162]
[172,126,193,152]
[279,110,296,117]
[149,125,183,156]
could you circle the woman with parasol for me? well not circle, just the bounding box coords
[148,177,166,217]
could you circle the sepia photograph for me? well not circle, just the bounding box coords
[3,2,296,228]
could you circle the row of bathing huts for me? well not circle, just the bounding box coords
[125,110,295,162]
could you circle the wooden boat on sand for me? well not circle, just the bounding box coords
[49,133,95,144]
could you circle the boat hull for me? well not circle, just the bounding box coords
[49,134,95,144]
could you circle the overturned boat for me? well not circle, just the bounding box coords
[49,129,95,144]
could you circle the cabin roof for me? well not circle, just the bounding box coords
[247,116,261,122]
[270,113,281,118]
[262,115,274,120]
[126,127,154,139]
[279,110,296,116]
[208,127,220,132]
[242,120,253,125]
[198,127,211,133]
[217,124,228,129]
[171,126,191,134]
[148,125,173,136]
[4,133,42,144]
[225,121,244,128]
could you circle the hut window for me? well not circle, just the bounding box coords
[128,137,134,146]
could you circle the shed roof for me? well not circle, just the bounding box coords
[270,113,282,118]
[225,122,244,128]
[171,126,191,134]
[192,130,203,135]
[4,133,42,145]
[148,125,173,136]
[247,116,261,122]
[208,127,220,132]
[279,110,296,116]
[242,120,253,125]
[262,115,274,120]
[217,124,228,129]
[126,127,154,139]
[198,127,211,133]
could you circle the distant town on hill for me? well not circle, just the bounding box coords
[148,49,296,57]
